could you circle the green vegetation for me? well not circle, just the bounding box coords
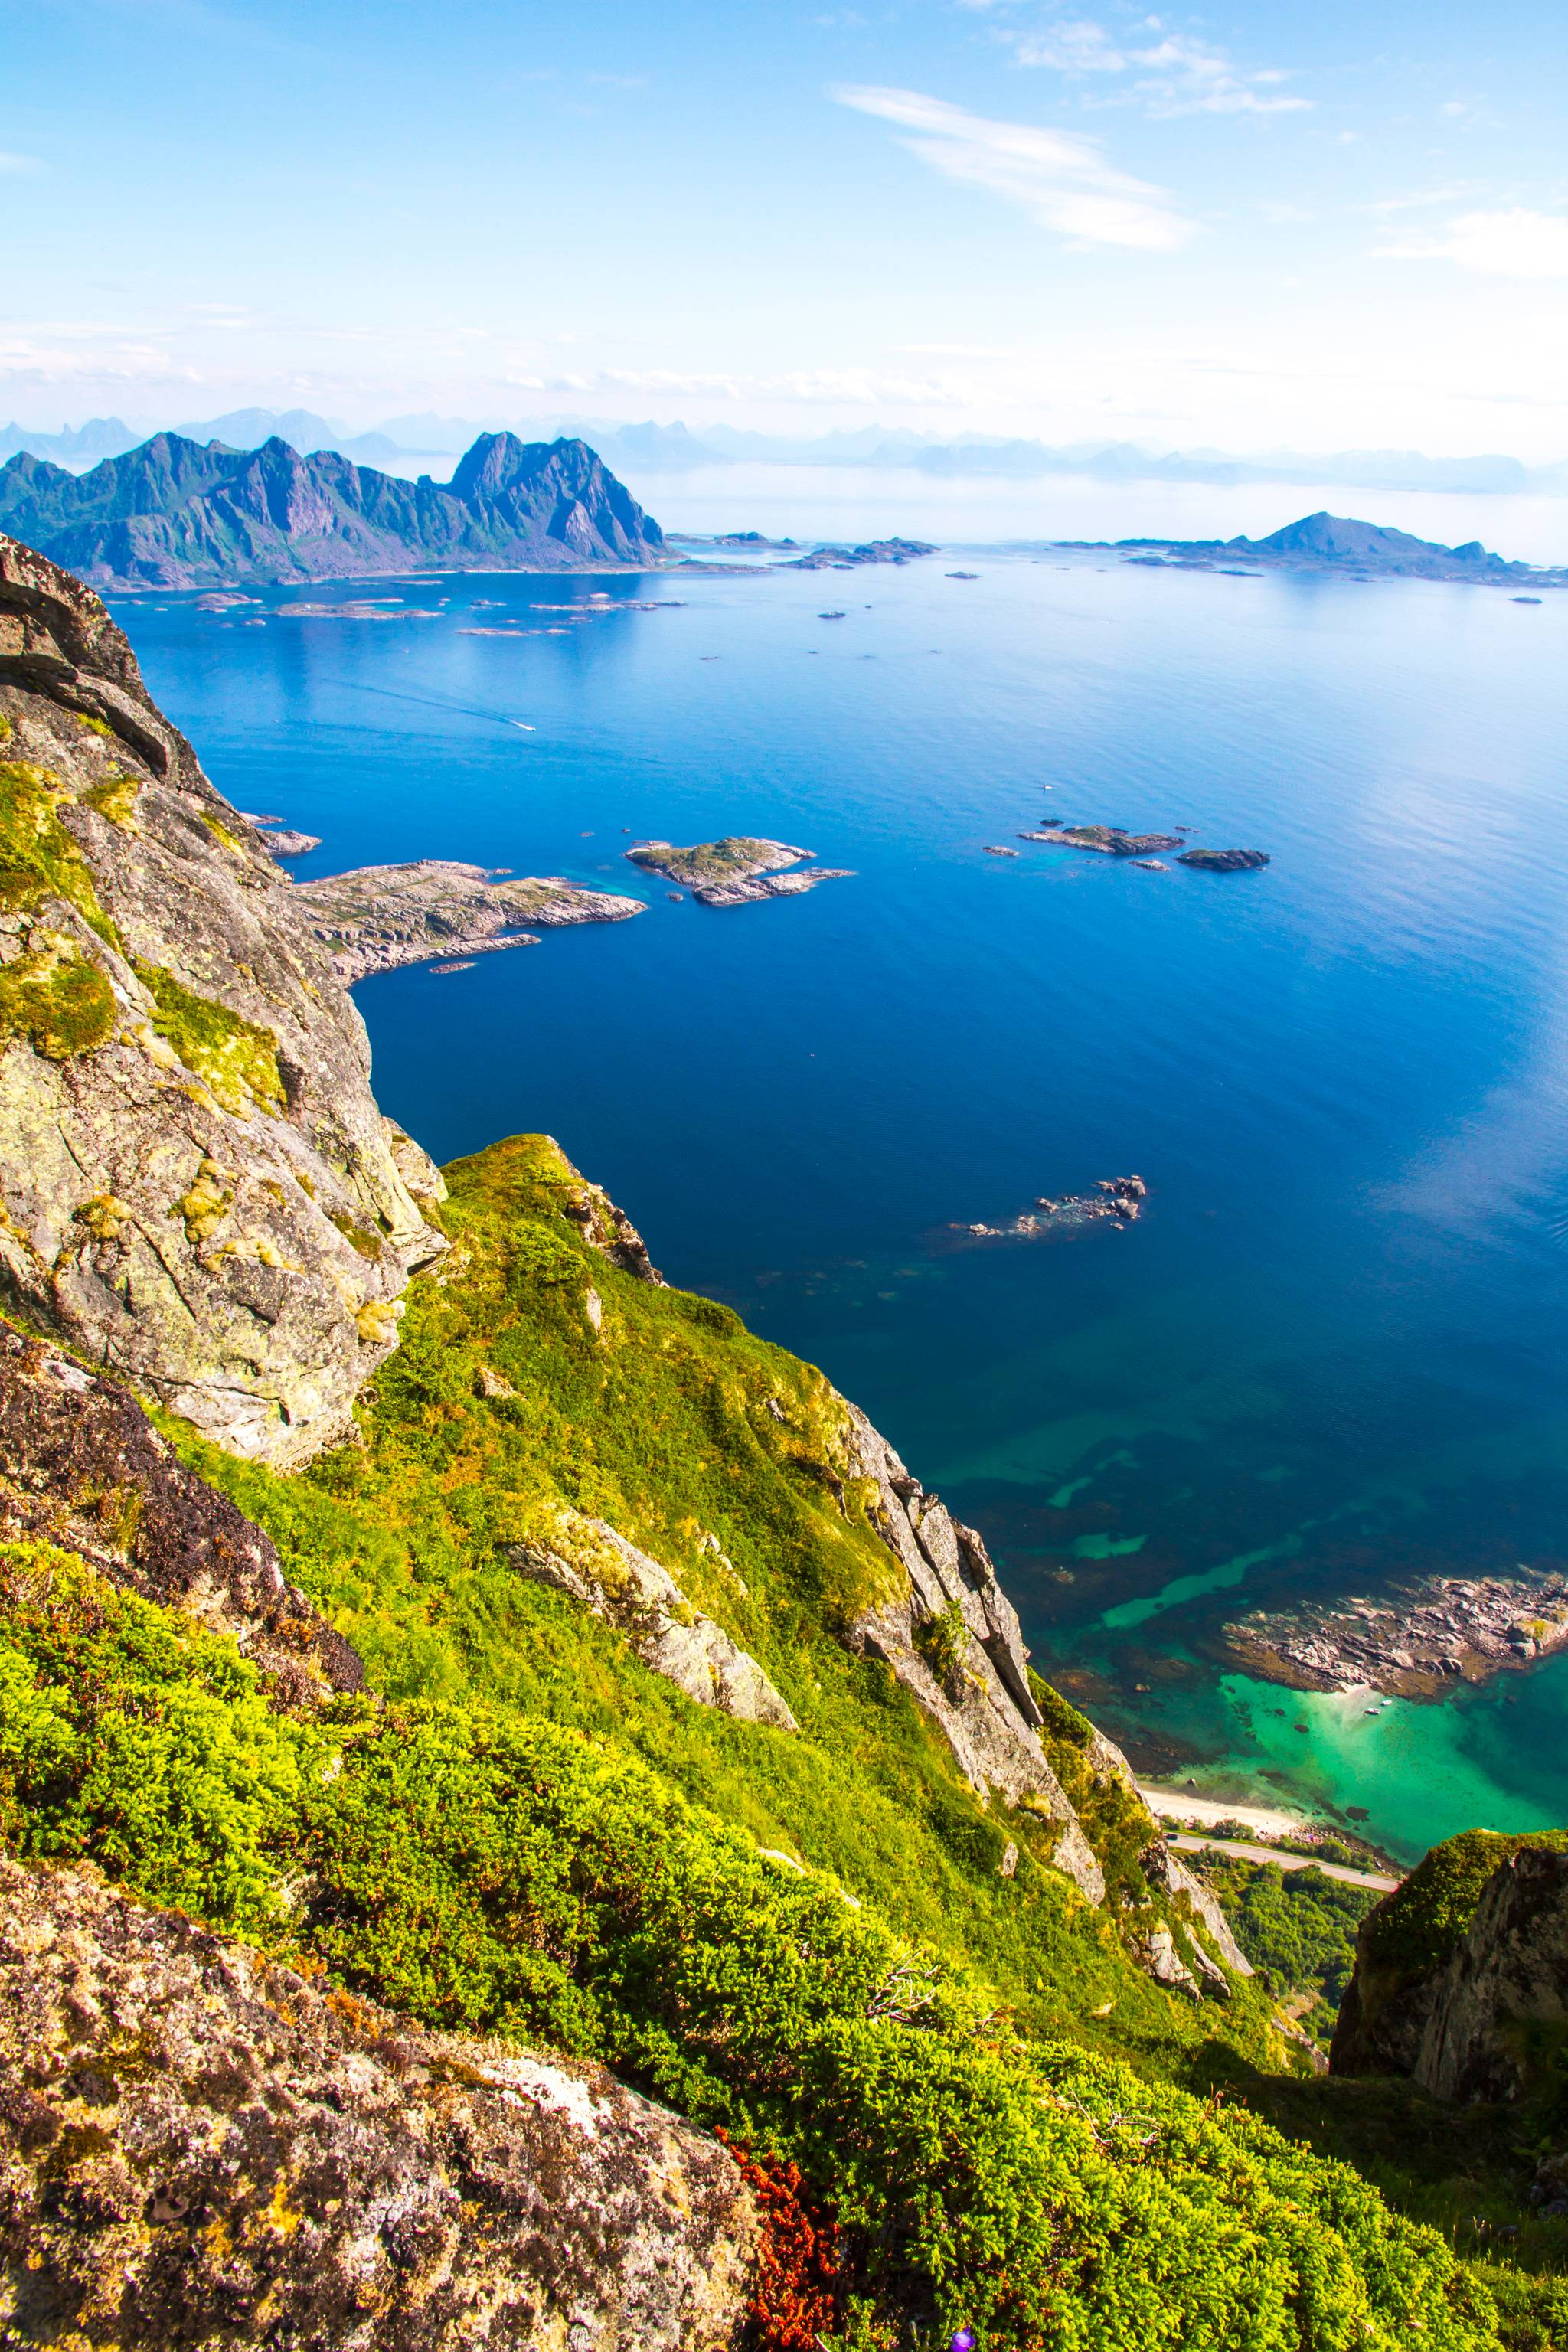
[0,1534,1498,2348]
[0,929,116,1059]
[1187,1854,1379,2043]
[81,773,141,828]
[0,758,119,946]
[0,1134,1554,2342]
[626,836,792,886]
[1361,1831,1568,1984]
[131,957,284,1114]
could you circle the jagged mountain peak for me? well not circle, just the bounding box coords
[0,430,667,586]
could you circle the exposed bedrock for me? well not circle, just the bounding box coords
[0,534,446,1465]
[0,1854,757,2352]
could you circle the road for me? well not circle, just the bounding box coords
[1168,1833,1401,1892]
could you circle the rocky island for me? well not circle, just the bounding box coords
[1178,847,1270,872]
[0,430,669,590]
[787,537,936,570]
[1223,1571,1568,1697]
[1099,509,1567,588]
[292,860,644,981]
[625,837,854,906]
[1028,824,1185,858]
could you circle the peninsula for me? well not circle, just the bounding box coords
[0,430,668,589]
[625,837,854,906]
[292,861,644,981]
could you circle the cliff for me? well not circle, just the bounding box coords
[0,432,668,589]
[0,544,1513,2348]
[0,533,446,1460]
[1333,1828,1568,2099]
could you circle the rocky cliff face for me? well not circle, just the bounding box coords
[0,534,444,1462]
[0,1855,756,2351]
[0,1322,364,1704]
[1335,1815,1568,2098]
[0,432,668,589]
[1334,1836,1568,2102]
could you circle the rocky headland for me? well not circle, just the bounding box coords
[291,860,643,981]
[626,837,854,906]
[0,432,668,590]
[1223,1570,1568,1697]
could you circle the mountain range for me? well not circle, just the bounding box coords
[0,430,668,586]
[5,409,1568,498]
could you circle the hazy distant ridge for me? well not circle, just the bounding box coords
[3,409,1566,499]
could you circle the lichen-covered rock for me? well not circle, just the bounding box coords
[509,1508,799,1730]
[1139,1835,1254,1981]
[0,1854,758,2351]
[841,1402,1113,1903]
[0,1321,361,1703]
[0,534,445,1463]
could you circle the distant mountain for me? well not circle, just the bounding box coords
[1112,509,1559,583]
[0,431,668,586]
[0,417,142,466]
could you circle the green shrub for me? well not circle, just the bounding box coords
[0,1539,1499,2349]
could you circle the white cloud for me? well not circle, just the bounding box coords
[1004,18,1308,116]
[1377,207,1568,279]
[0,152,42,173]
[831,83,1194,250]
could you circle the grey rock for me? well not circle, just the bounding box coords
[0,1325,361,1705]
[292,861,644,982]
[840,1400,1116,1905]
[0,534,445,1465]
[0,1855,757,2350]
[1416,1848,1568,2102]
[508,1511,799,1732]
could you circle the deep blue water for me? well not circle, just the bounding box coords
[116,552,1568,1861]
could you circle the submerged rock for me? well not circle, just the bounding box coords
[0,1854,758,2350]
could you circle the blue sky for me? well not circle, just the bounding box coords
[5,0,1568,455]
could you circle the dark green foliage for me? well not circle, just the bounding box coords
[0,1534,1501,2348]
[1189,1854,1378,2041]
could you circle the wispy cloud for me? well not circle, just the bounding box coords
[0,151,42,173]
[1377,207,1568,279]
[832,83,1193,250]
[992,16,1308,117]
[504,364,976,408]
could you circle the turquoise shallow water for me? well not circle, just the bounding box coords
[116,547,1568,1862]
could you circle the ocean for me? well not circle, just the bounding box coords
[115,528,1568,1864]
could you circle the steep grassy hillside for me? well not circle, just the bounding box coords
[0,1133,1498,2347]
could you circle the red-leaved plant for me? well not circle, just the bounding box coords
[717,2130,842,2351]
